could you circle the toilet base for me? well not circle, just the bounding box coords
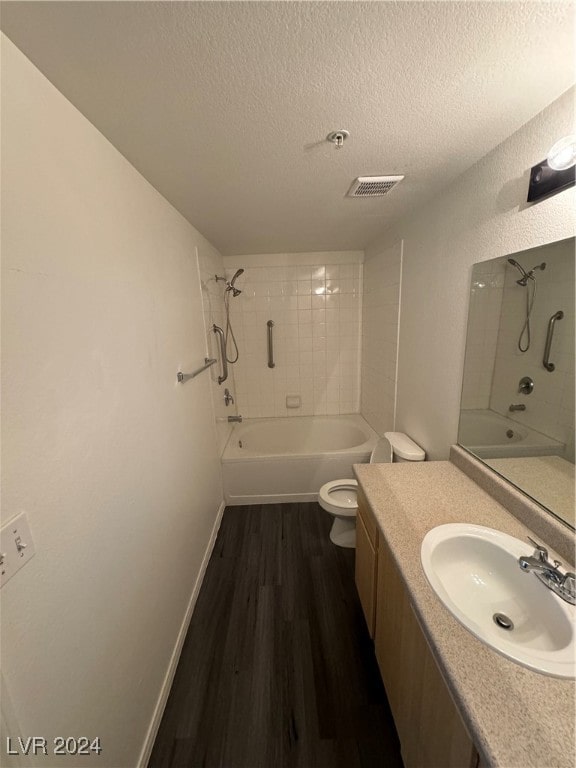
[329,516,356,548]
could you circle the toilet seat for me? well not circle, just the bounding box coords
[317,434,424,549]
[318,479,358,517]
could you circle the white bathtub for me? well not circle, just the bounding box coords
[458,409,564,459]
[222,414,379,505]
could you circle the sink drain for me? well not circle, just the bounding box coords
[493,612,514,630]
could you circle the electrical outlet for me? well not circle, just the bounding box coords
[1,512,36,588]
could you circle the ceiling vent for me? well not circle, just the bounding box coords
[347,175,404,197]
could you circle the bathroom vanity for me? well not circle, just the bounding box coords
[353,453,575,768]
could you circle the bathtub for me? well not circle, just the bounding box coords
[222,414,379,505]
[458,409,564,459]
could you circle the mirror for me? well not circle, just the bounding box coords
[458,237,575,530]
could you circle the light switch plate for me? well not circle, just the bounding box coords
[1,512,36,588]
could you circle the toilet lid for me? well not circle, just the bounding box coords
[318,479,358,517]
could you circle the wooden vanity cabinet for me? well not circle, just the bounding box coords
[354,492,479,768]
[373,537,479,768]
[355,487,378,637]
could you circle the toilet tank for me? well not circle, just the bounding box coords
[384,432,425,462]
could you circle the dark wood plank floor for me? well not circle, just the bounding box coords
[149,503,403,768]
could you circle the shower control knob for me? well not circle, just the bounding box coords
[518,376,534,395]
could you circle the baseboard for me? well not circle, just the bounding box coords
[137,499,226,768]
[226,491,320,505]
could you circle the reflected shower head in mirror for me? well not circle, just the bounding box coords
[507,259,547,351]
[508,258,546,286]
[523,262,546,285]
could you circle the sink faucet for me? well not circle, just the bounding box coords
[519,537,576,605]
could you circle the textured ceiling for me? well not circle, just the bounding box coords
[1,2,574,256]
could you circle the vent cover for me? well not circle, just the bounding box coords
[347,175,404,197]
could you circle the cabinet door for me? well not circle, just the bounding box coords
[355,511,377,636]
[374,536,410,732]
[357,487,377,546]
[374,538,477,768]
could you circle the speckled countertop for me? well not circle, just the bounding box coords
[353,460,575,768]
[485,455,575,528]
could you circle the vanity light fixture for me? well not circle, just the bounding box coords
[547,135,576,171]
[527,135,576,203]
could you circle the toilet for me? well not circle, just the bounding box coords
[318,432,425,548]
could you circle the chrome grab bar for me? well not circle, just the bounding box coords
[267,320,275,368]
[213,324,228,384]
[177,358,217,383]
[543,311,563,372]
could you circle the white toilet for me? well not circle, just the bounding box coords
[318,432,425,548]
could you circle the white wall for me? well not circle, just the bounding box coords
[223,252,363,418]
[360,242,402,435]
[366,87,576,459]
[1,35,224,767]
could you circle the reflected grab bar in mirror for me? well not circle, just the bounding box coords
[213,324,228,384]
[267,320,275,368]
[543,311,563,372]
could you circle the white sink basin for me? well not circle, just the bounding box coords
[420,524,575,678]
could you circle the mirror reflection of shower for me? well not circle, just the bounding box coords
[507,258,546,352]
[215,269,244,362]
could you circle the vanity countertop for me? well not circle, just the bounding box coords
[485,455,575,529]
[353,460,575,768]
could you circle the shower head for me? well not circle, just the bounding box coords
[529,262,546,277]
[508,258,545,286]
[225,268,244,297]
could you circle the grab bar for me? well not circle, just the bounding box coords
[177,358,217,383]
[543,310,563,372]
[213,324,228,384]
[267,320,275,368]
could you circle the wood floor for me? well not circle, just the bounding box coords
[149,503,403,768]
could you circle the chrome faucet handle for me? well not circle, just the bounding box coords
[559,573,576,605]
[527,536,548,562]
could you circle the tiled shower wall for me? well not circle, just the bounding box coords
[198,243,238,453]
[223,252,363,418]
[460,259,505,410]
[360,242,401,436]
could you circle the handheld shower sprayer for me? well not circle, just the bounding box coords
[507,258,547,352]
[213,268,245,365]
[214,269,245,296]
[507,258,528,284]
[227,268,244,297]
[508,259,546,286]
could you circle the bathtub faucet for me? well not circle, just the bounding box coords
[509,404,526,412]
[228,415,243,423]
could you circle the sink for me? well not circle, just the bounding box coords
[420,523,575,678]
